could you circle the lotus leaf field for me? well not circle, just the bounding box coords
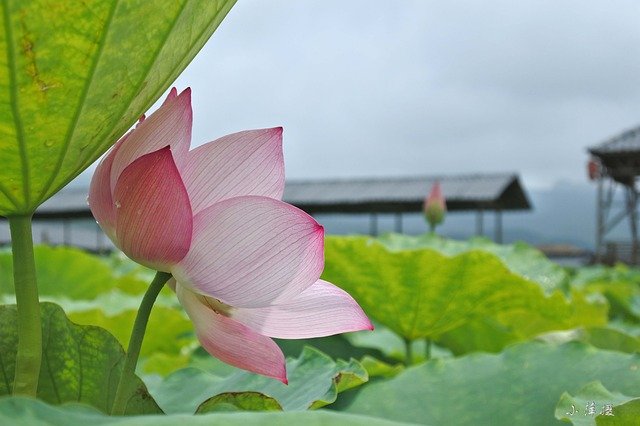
[1,2,639,424]
[1,235,640,425]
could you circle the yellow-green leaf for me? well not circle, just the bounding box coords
[322,236,607,345]
[0,0,236,215]
[0,302,161,414]
[196,392,282,413]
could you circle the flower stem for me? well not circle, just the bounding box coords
[8,214,42,396]
[425,338,432,361]
[111,271,171,415]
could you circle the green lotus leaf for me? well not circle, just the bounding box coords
[0,302,161,414]
[152,347,368,414]
[377,233,568,291]
[569,266,640,322]
[359,356,404,379]
[433,316,517,355]
[344,341,640,425]
[343,325,410,362]
[0,246,193,371]
[0,0,236,215]
[570,263,640,286]
[0,396,413,426]
[276,333,396,365]
[0,245,153,298]
[343,324,452,363]
[538,326,640,354]
[596,397,640,425]
[139,353,191,377]
[555,381,635,426]
[196,392,282,413]
[68,305,194,370]
[322,237,606,344]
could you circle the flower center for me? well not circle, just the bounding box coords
[199,295,233,317]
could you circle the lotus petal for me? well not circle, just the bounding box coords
[182,127,285,214]
[110,88,192,189]
[231,279,373,338]
[88,134,126,241]
[176,283,287,383]
[114,147,192,270]
[172,196,323,308]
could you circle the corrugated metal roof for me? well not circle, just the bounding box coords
[285,174,512,204]
[589,125,640,156]
[283,173,530,213]
[33,173,530,219]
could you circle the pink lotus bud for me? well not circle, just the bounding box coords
[424,181,446,231]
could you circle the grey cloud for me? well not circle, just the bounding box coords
[154,0,640,188]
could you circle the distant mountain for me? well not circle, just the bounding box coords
[505,181,597,249]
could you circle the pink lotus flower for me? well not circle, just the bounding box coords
[88,88,372,383]
[424,181,446,231]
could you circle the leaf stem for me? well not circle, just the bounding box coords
[425,339,432,361]
[111,271,171,415]
[404,337,413,366]
[8,214,41,396]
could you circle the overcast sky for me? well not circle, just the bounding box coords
[96,0,640,190]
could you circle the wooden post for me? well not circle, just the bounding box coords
[495,209,503,244]
[595,177,604,263]
[63,220,70,246]
[627,184,639,265]
[476,209,484,236]
[370,213,378,236]
[394,213,403,234]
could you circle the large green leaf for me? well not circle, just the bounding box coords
[344,342,640,425]
[358,356,404,380]
[196,392,283,413]
[322,237,606,344]
[344,324,415,362]
[596,398,640,425]
[538,326,640,354]
[433,316,519,355]
[570,263,640,286]
[0,246,194,372]
[0,397,414,426]
[555,381,635,426]
[0,245,152,298]
[343,324,452,363]
[69,306,194,370]
[0,302,161,414]
[568,266,640,322]
[152,347,368,414]
[0,0,236,215]
[377,233,568,291]
[276,333,397,365]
